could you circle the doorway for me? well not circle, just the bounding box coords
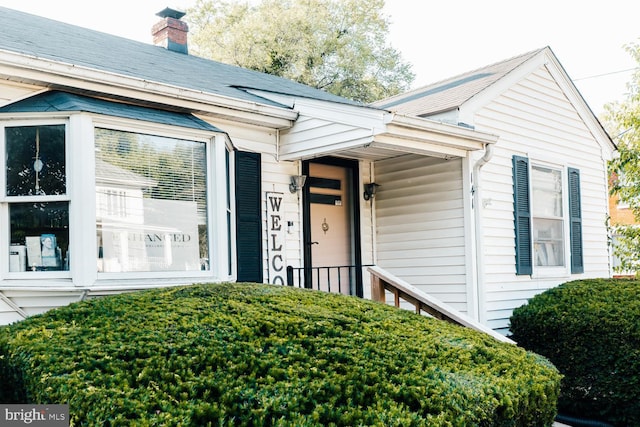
[302,158,362,297]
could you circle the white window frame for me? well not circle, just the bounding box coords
[529,159,571,279]
[225,141,237,280]
[91,116,223,283]
[0,112,229,287]
[0,118,72,281]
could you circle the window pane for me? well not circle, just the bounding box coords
[6,125,66,196]
[533,218,564,266]
[9,202,69,271]
[531,165,565,268]
[532,166,562,217]
[95,128,209,273]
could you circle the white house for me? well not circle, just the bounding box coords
[372,48,616,331]
[0,7,614,333]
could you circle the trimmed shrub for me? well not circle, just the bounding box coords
[1,283,560,426]
[510,279,640,426]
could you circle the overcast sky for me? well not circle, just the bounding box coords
[1,0,638,115]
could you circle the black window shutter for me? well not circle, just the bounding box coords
[568,167,583,274]
[235,151,263,283]
[513,155,532,275]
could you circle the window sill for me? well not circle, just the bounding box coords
[5,271,72,279]
[531,267,571,280]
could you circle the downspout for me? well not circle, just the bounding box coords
[472,143,494,324]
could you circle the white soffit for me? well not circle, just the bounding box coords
[280,113,498,161]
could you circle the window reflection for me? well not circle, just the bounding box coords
[9,202,70,271]
[6,125,66,196]
[532,165,565,267]
[95,129,209,273]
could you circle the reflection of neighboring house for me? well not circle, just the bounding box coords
[96,158,155,272]
[0,7,615,334]
[96,157,156,225]
[96,158,200,272]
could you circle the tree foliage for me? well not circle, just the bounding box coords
[605,41,640,273]
[187,0,414,103]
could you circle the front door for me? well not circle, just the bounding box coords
[303,158,362,296]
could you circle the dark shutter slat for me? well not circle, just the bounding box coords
[513,155,532,275]
[568,167,583,274]
[235,151,263,282]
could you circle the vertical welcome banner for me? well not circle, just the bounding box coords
[266,192,286,285]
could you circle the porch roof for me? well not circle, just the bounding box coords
[366,114,498,160]
[281,113,499,161]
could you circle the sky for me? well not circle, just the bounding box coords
[1,0,638,116]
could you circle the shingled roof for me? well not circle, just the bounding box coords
[372,49,544,116]
[0,91,222,131]
[0,6,361,109]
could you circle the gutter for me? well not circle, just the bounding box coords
[0,49,298,128]
[388,113,498,146]
[472,143,494,324]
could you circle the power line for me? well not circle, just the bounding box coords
[574,67,638,81]
[614,127,634,140]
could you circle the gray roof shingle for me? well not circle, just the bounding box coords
[372,49,543,116]
[0,6,361,108]
[0,90,222,131]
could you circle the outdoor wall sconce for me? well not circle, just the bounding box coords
[289,175,307,193]
[363,182,380,201]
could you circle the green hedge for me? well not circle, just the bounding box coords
[510,279,640,426]
[1,283,560,426]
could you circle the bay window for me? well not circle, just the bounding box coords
[1,91,225,285]
[95,128,209,273]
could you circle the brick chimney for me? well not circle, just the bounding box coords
[152,7,188,54]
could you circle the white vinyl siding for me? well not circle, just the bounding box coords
[472,66,610,332]
[275,98,387,161]
[375,155,468,313]
[0,82,40,107]
[216,120,304,284]
[0,290,83,324]
[260,155,302,283]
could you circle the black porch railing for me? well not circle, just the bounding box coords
[286,265,372,297]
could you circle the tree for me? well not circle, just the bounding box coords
[605,42,640,273]
[187,0,414,103]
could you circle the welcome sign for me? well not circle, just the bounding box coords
[266,192,286,284]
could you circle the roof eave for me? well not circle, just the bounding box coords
[383,113,499,148]
[543,48,617,155]
[0,49,298,129]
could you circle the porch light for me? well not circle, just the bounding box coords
[363,182,380,201]
[289,175,307,193]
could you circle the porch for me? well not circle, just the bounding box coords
[286,263,513,344]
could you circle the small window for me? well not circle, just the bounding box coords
[6,125,66,196]
[10,202,70,271]
[531,166,564,267]
[5,124,69,272]
[512,155,583,275]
